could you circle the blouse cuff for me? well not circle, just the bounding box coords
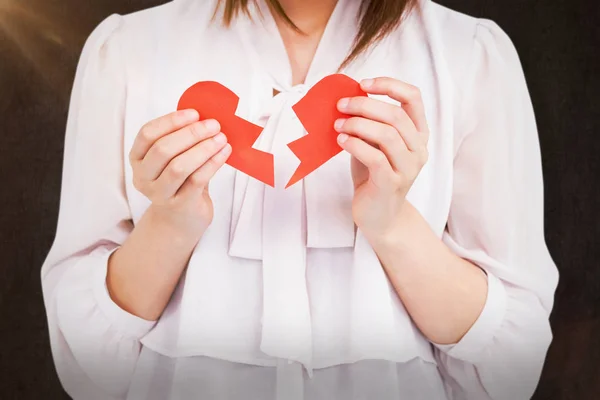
[433,271,507,363]
[91,247,157,339]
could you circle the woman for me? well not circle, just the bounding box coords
[41,0,558,399]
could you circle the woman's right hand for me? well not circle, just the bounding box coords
[129,109,231,240]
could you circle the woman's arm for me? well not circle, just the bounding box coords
[378,20,557,400]
[107,111,230,321]
[336,76,487,345]
[420,21,558,399]
[106,206,198,321]
[369,202,488,345]
[335,19,557,400]
[41,14,230,399]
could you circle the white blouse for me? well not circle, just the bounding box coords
[41,0,558,399]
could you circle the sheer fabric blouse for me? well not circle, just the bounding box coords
[41,0,558,399]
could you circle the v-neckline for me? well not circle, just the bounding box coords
[264,0,342,86]
[244,0,360,90]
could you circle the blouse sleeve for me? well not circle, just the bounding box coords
[40,15,156,400]
[433,20,559,400]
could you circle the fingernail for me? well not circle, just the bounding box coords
[337,133,349,144]
[204,119,220,132]
[184,109,199,120]
[338,98,350,110]
[215,143,232,161]
[220,143,232,155]
[214,132,227,144]
[334,118,346,131]
[361,79,374,88]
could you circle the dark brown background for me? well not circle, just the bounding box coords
[1,0,598,398]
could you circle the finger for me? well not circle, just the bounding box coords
[360,77,429,138]
[153,133,228,199]
[337,133,395,188]
[130,109,199,162]
[141,119,221,182]
[334,117,406,171]
[337,97,423,153]
[338,96,416,136]
[176,143,232,199]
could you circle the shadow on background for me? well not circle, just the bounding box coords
[0,0,598,398]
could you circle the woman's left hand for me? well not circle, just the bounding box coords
[334,77,430,242]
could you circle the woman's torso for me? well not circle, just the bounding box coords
[107,0,481,398]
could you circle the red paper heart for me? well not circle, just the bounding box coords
[177,74,367,188]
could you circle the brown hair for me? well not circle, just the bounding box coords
[219,0,417,68]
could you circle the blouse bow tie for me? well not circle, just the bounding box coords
[228,85,356,373]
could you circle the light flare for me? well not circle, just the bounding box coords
[0,0,85,92]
